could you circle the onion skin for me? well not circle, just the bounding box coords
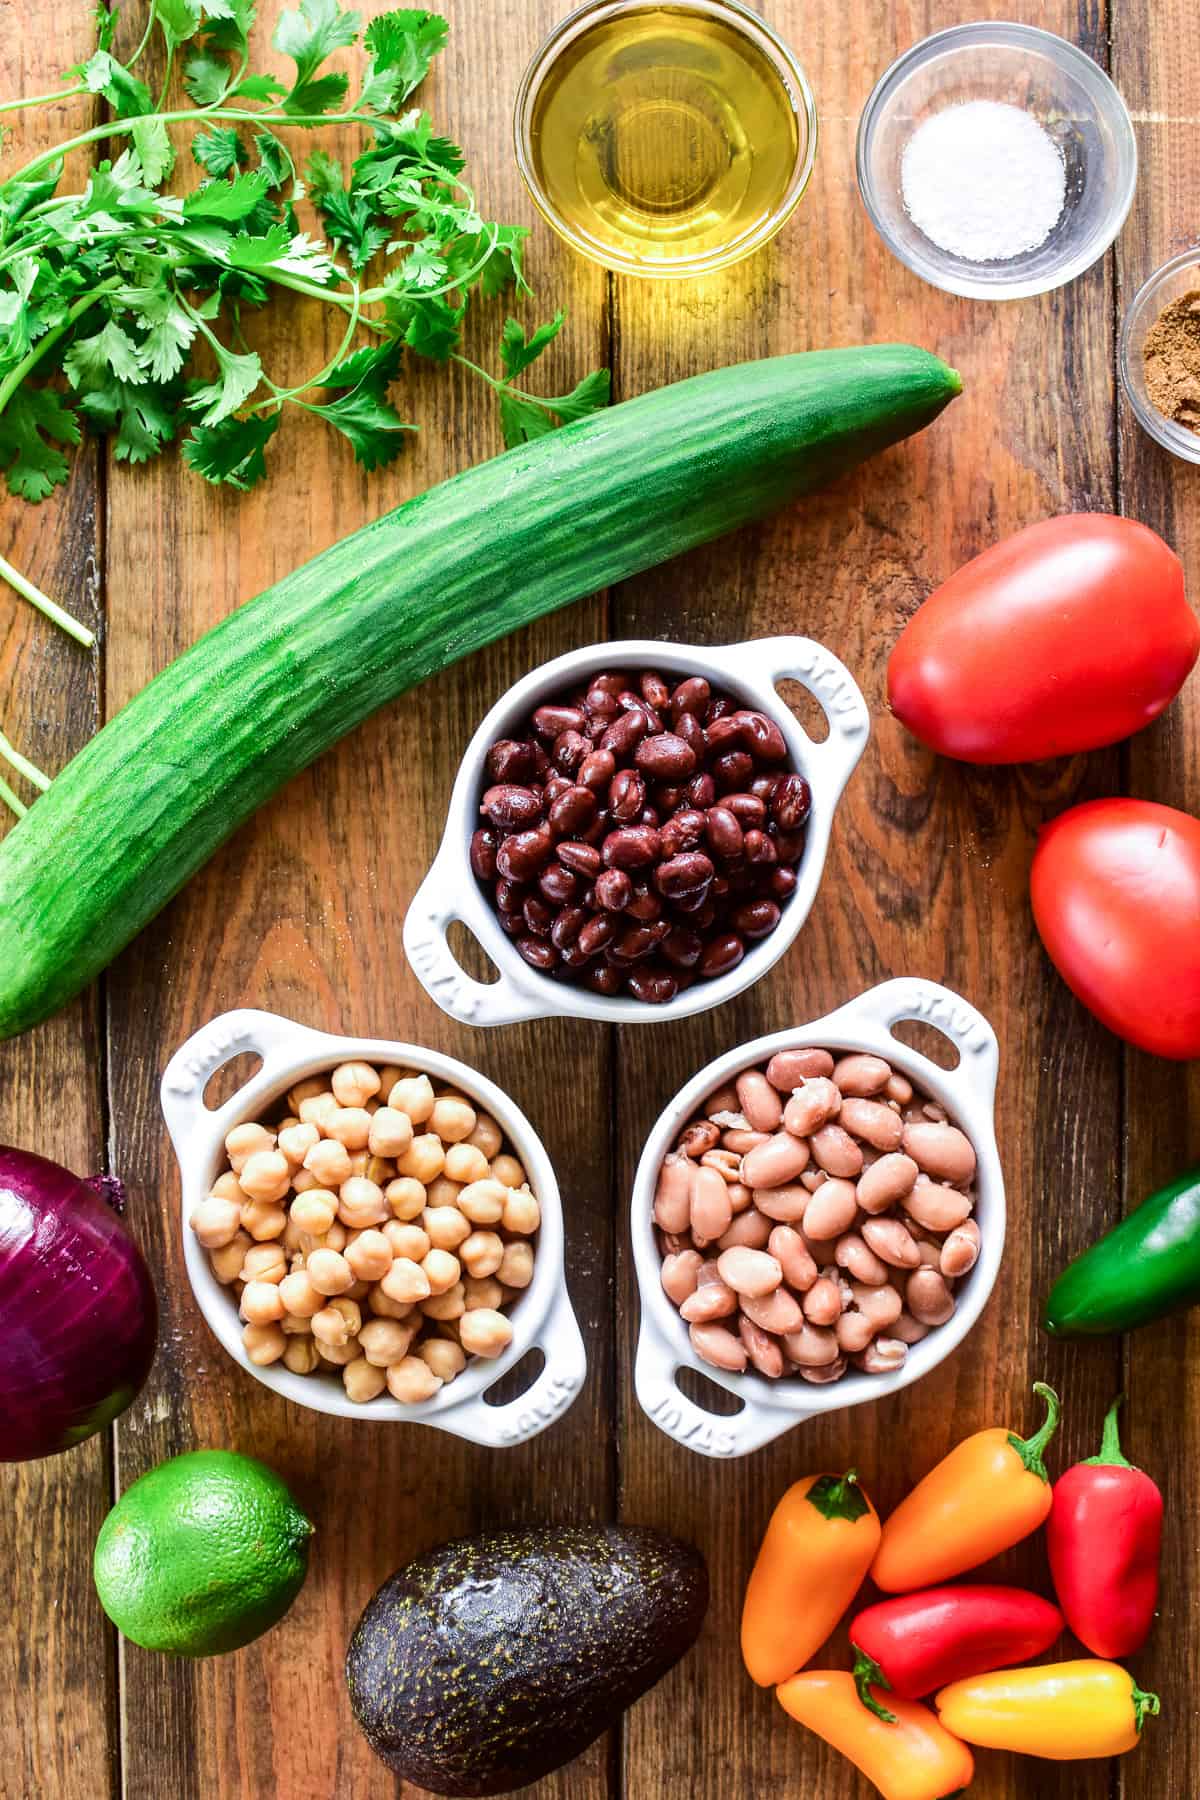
[0,1147,158,1462]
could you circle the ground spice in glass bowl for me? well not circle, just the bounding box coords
[1120,251,1200,465]
[1143,291,1200,437]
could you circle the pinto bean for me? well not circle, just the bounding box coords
[660,1249,704,1305]
[723,1128,772,1157]
[766,1048,835,1089]
[891,1310,931,1345]
[837,1097,905,1152]
[738,1316,785,1378]
[885,1073,913,1105]
[809,1123,865,1179]
[902,1180,974,1234]
[857,1152,919,1214]
[690,1163,733,1244]
[902,1120,977,1185]
[700,1147,742,1181]
[781,1322,840,1367]
[832,1053,893,1096]
[739,1287,805,1334]
[704,1082,740,1117]
[906,1267,957,1326]
[716,1246,781,1298]
[735,1070,784,1133]
[941,1218,982,1278]
[653,1154,692,1233]
[751,1183,810,1223]
[835,1232,890,1287]
[783,1078,842,1138]
[741,1132,811,1190]
[800,1178,859,1240]
[678,1119,721,1158]
[836,1309,878,1353]
[861,1216,922,1269]
[768,1225,818,1292]
[726,1182,753,1215]
[679,1279,737,1323]
[718,1209,773,1252]
[850,1281,904,1329]
[802,1275,844,1326]
[800,1169,827,1193]
[798,1355,848,1384]
[689,1321,747,1372]
[855,1337,908,1374]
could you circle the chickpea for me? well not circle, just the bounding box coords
[210,1229,251,1285]
[388,1074,436,1124]
[423,1206,471,1251]
[322,1221,347,1252]
[282,1335,320,1375]
[459,1309,514,1359]
[464,1275,504,1311]
[489,1154,527,1190]
[375,1065,404,1098]
[384,1222,431,1262]
[282,1213,307,1254]
[368,1283,414,1320]
[331,1060,381,1108]
[359,1317,416,1367]
[288,1076,327,1112]
[345,1227,393,1282]
[367,1106,414,1159]
[241,1200,287,1242]
[278,1268,323,1318]
[422,1248,461,1296]
[312,1297,361,1347]
[425,1175,463,1209]
[303,1137,353,1188]
[290,1169,319,1195]
[315,1336,359,1366]
[225,1121,276,1172]
[429,1096,476,1144]
[326,1106,372,1151]
[345,1277,370,1301]
[240,1280,286,1325]
[421,1283,466,1321]
[444,1142,490,1186]
[381,1257,431,1304]
[210,1170,247,1204]
[343,1356,387,1403]
[459,1231,504,1278]
[466,1113,503,1160]
[338,1176,387,1229]
[298,1091,339,1131]
[291,1189,338,1235]
[365,1155,396,1188]
[385,1176,428,1221]
[243,1321,286,1365]
[418,1338,467,1383]
[239,1149,291,1203]
[386,1356,442,1403]
[280,1311,313,1334]
[190,1195,243,1249]
[457,1179,507,1225]
[241,1242,287,1284]
[307,1248,354,1296]
[498,1241,535,1289]
[501,1188,541,1235]
[396,1133,445,1185]
[277,1121,320,1169]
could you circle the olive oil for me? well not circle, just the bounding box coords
[526,2,806,276]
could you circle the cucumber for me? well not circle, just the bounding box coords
[0,346,960,1039]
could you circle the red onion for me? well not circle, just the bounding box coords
[0,1146,157,1461]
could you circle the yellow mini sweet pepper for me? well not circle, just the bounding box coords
[935,1659,1160,1760]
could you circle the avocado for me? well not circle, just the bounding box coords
[345,1523,708,1795]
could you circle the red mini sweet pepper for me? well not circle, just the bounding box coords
[1046,1396,1163,1658]
[849,1585,1064,1721]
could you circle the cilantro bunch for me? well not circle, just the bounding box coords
[0,0,609,674]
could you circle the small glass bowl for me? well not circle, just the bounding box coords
[513,0,818,280]
[857,21,1137,301]
[1120,251,1200,465]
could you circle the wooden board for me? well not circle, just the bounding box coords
[0,0,1196,1794]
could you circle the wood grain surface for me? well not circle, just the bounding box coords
[0,0,1196,1795]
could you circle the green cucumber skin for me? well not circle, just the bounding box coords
[0,346,960,1039]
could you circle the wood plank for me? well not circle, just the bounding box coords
[100,4,614,1796]
[0,14,115,1797]
[1113,1,1200,1793]
[613,2,1124,1796]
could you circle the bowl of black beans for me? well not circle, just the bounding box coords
[403,638,870,1025]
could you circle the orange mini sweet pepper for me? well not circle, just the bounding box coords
[872,1384,1060,1593]
[742,1470,880,1686]
[778,1671,975,1800]
[936,1659,1160,1760]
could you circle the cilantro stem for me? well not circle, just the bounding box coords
[0,772,27,821]
[0,281,121,416]
[0,83,87,115]
[0,728,50,792]
[0,549,96,649]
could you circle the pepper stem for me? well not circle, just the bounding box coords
[1007,1382,1061,1482]
[1131,1682,1161,1734]
[1084,1394,1133,1469]
[806,1469,869,1523]
[851,1649,897,1724]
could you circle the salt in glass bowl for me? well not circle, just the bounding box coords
[856,21,1137,301]
[1119,250,1200,467]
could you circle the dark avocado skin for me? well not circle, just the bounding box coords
[345,1524,709,1796]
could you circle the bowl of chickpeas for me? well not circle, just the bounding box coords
[161,1009,586,1444]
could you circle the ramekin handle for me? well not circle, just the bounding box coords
[634,1316,808,1459]
[160,1008,334,1154]
[443,1285,587,1448]
[821,977,1001,1114]
[722,635,871,800]
[403,854,548,1028]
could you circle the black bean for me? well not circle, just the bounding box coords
[699,933,745,978]
[602,824,661,869]
[470,827,498,881]
[627,967,679,1005]
[731,898,781,939]
[557,840,602,877]
[771,773,812,831]
[481,784,543,830]
[516,936,557,971]
[609,768,646,822]
[669,676,710,721]
[595,868,633,912]
[635,733,697,781]
[486,739,538,782]
[548,784,598,837]
[533,704,586,740]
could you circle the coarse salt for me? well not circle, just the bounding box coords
[900,99,1067,263]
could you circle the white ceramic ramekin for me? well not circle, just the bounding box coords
[404,637,869,1026]
[161,1009,586,1446]
[631,977,1003,1458]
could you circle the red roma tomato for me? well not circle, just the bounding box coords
[888,515,1196,763]
[1031,798,1200,1058]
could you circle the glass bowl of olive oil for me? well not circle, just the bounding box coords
[515,0,817,279]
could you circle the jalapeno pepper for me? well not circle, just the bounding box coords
[1044,1166,1200,1334]
[778,1671,974,1800]
[935,1660,1160,1760]
[1046,1396,1163,1658]
[871,1384,1060,1592]
[849,1585,1064,1721]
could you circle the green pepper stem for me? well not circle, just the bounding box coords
[851,1649,897,1723]
[1007,1382,1061,1482]
[1131,1681,1161,1734]
[806,1469,869,1523]
[1084,1395,1133,1469]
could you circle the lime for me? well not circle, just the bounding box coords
[93,1449,313,1656]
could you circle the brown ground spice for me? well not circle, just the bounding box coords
[1143,289,1200,436]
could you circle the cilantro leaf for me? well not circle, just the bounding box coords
[306,150,388,270]
[387,291,464,361]
[359,9,449,112]
[183,412,280,488]
[131,288,197,381]
[63,319,145,387]
[307,339,411,469]
[183,48,233,105]
[187,342,263,424]
[540,368,611,423]
[227,227,338,283]
[192,126,246,177]
[285,70,350,116]
[0,386,81,500]
[233,72,288,100]
[253,130,294,188]
[77,375,182,462]
[500,310,565,380]
[497,389,557,449]
[155,0,203,50]
[132,116,175,185]
[79,49,154,117]
[183,169,272,222]
[274,0,360,111]
[0,257,41,362]
[0,166,62,234]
